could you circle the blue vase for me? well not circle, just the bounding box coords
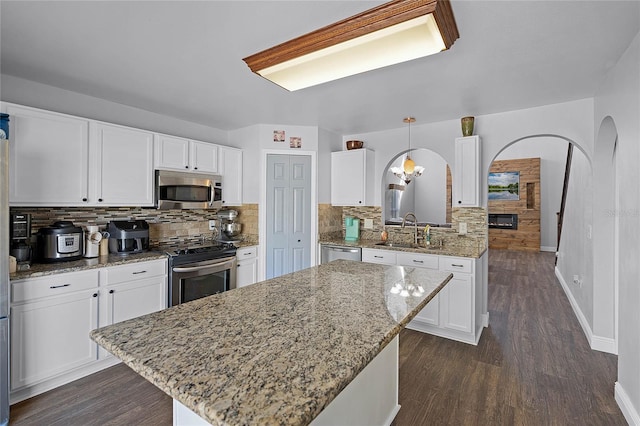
[0,113,9,139]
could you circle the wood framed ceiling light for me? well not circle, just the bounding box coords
[243,0,459,91]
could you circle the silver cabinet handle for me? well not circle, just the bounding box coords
[452,264,464,267]
[413,260,424,263]
[132,270,147,275]
[50,284,70,289]
[374,255,383,258]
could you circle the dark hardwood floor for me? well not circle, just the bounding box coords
[11,250,625,425]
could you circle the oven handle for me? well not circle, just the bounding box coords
[172,256,236,273]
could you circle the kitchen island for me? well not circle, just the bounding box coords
[90,259,452,425]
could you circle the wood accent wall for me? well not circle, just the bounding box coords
[489,158,540,251]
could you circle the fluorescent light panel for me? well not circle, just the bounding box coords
[259,15,445,91]
[244,0,459,91]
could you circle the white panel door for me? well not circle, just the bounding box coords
[155,135,190,171]
[6,104,90,206]
[105,277,167,326]
[440,273,473,333]
[219,146,243,206]
[453,136,480,207]
[266,154,311,279]
[93,123,155,206]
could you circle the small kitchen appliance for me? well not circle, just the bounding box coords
[108,220,149,255]
[344,216,360,242]
[9,213,32,264]
[84,225,102,258]
[36,221,84,262]
[155,170,222,210]
[216,209,242,242]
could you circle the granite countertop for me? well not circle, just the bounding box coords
[9,251,168,281]
[320,238,486,259]
[91,259,452,425]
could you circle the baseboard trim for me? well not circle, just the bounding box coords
[482,312,489,327]
[615,382,640,425]
[540,246,556,252]
[554,267,617,354]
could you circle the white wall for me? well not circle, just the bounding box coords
[318,128,342,204]
[557,148,593,325]
[230,123,321,203]
[0,74,227,144]
[495,138,569,251]
[343,99,594,209]
[594,30,640,422]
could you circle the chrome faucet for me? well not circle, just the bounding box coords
[401,212,419,245]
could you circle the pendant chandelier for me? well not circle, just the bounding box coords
[391,117,424,185]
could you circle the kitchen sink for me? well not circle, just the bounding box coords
[375,242,420,249]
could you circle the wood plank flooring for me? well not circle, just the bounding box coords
[11,250,625,425]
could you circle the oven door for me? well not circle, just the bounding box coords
[170,256,237,306]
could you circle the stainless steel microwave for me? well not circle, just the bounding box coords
[155,170,222,210]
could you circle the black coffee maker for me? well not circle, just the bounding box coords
[10,213,32,264]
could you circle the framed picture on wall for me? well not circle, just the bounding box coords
[488,171,520,200]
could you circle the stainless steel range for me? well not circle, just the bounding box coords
[162,242,237,306]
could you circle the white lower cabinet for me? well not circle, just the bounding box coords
[9,258,168,403]
[363,248,487,345]
[236,246,259,288]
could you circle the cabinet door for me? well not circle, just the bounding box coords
[6,104,90,206]
[237,258,258,288]
[155,134,190,171]
[439,273,473,333]
[10,289,99,390]
[93,123,155,206]
[104,276,167,326]
[331,150,372,206]
[190,140,218,173]
[413,297,440,326]
[219,146,243,206]
[453,136,480,207]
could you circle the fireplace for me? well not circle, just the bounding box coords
[488,213,518,230]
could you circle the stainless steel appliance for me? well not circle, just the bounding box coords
[164,242,237,306]
[216,209,241,242]
[108,220,149,255]
[36,221,84,262]
[155,170,222,210]
[9,213,31,264]
[320,244,362,264]
[1,138,10,425]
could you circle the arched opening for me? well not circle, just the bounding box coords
[592,116,619,354]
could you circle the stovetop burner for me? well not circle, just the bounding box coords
[158,241,237,258]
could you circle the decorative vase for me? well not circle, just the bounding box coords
[461,116,474,137]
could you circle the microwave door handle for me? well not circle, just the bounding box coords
[208,183,214,207]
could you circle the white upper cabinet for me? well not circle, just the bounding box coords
[190,140,218,174]
[5,104,90,206]
[91,123,155,206]
[155,135,218,174]
[331,149,375,206]
[155,135,190,171]
[453,136,481,207]
[218,146,243,206]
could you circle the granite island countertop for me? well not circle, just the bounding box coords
[9,251,168,281]
[320,238,487,259]
[90,259,452,425]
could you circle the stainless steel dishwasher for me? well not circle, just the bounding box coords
[320,244,362,264]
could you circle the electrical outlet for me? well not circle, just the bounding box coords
[458,222,467,235]
[208,220,217,230]
[364,219,373,229]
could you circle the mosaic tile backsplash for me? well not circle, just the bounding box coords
[10,205,259,247]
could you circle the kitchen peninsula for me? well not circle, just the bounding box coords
[91,260,452,425]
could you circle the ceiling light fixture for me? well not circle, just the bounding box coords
[243,0,459,91]
[391,117,424,185]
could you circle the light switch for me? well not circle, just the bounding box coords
[364,219,374,229]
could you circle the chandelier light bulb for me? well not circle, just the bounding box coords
[403,155,415,174]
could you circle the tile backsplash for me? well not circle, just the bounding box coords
[10,205,259,247]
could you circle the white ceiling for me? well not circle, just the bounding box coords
[1,1,639,135]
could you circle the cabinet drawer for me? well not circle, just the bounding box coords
[440,257,473,274]
[236,246,257,260]
[11,270,99,303]
[397,252,439,270]
[105,259,167,285]
[362,249,397,265]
